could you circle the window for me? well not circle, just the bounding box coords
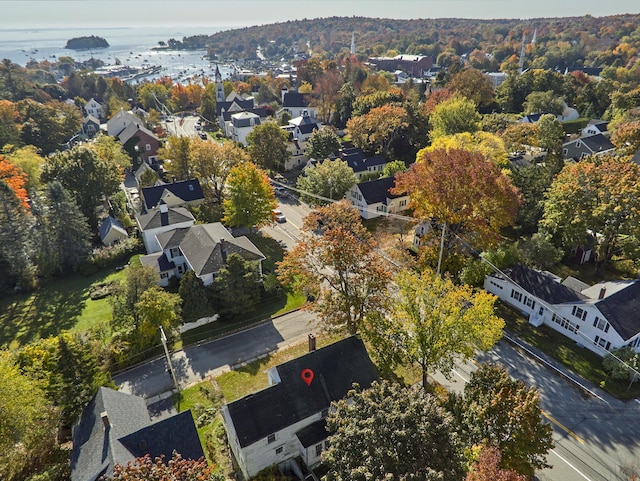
[562,148,568,156]
[525,297,535,309]
[315,444,323,456]
[399,199,407,207]
[510,289,522,303]
[572,306,587,321]
[145,143,151,151]
[552,313,579,334]
[160,272,169,279]
[267,433,276,444]
[489,280,503,290]
[594,335,611,351]
[275,446,283,454]
[177,264,185,274]
[170,247,180,258]
[576,141,582,148]
[593,317,610,333]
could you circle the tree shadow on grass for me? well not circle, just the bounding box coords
[0,268,120,348]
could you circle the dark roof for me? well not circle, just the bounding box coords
[226,336,378,448]
[521,113,545,123]
[71,388,204,481]
[297,123,318,135]
[282,91,312,108]
[333,147,387,173]
[136,206,194,230]
[216,97,255,116]
[580,134,615,153]
[99,216,128,242]
[500,264,587,305]
[118,410,204,461]
[357,177,401,205]
[141,179,204,210]
[296,419,328,448]
[71,387,149,481]
[596,281,640,341]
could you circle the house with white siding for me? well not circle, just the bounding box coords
[139,220,265,287]
[347,177,409,219]
[221,336,378,480]
[484,264,640,356]
[135,203,195,254]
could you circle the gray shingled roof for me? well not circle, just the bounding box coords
[580,133,615,153]
[99,216,128,243]
[296,419,328,448]
[71,388,203,481]
[499,264,587,304]
[136,207,194,230]
[596,281,640,341]
[226,336,378,448]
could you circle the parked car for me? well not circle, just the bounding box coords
[274,187,288,198]
[273,210,286,223]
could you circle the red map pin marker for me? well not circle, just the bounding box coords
[301,368,314,386]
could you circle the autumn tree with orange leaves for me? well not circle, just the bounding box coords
[278,201,391,334]
[394,147,521,273]
[0,155,29,209]
[347,104,408,157]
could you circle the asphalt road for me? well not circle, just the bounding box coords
[114,309,321,399]
[261,196,312,250]
[434,339,640,481]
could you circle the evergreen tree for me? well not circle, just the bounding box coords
[214,253,260,317]
[37,181,92,276]
[0,180,36,291]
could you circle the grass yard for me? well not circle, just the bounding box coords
[216,330,346,402]
[0,264,129,350]
[498,302,640,400]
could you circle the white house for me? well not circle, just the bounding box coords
[135,203,195,254]
[331,147,387,180]
[99,216,129,246]
[283,110,321,142]
[484,264,640,356]
[139,222,265,287]
[230,111,261,146]
[347,177,409,220]
[582,120,609,137]
[221,336,378,480]
[84,98,105,120]
[107,109,141,137]
[280,88,319,119]
[285,138,309,171]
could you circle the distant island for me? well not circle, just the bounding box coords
[65,35,109,50]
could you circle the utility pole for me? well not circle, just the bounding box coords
[436,222,446,275]
[160,326,180,392]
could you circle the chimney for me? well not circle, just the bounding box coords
[308,333,316,352]
[159,202,168,214]
[599,287,607,299]
[220,238,227,262]
[101,411,110,429]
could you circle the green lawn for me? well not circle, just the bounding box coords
[0,265,128,350]
[498,302,640,400]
